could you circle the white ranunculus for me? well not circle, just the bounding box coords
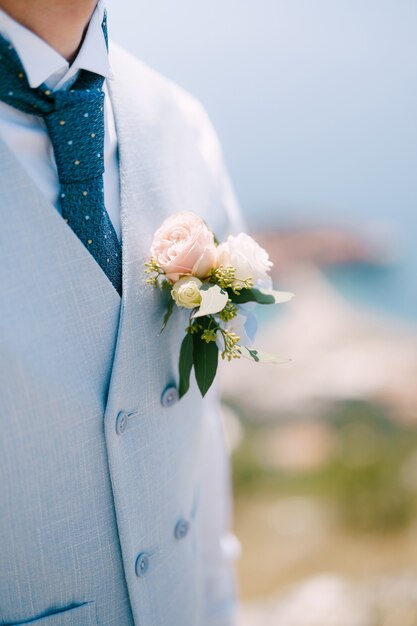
[172,276,203,309]
[216,233,273,289]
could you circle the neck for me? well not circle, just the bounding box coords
[0,0,97,62]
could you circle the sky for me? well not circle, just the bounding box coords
[106,0,417,241]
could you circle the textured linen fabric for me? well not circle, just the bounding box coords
[0,40,242,626]
[0,1,121,239]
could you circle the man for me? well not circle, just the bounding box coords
[0,1,242,624]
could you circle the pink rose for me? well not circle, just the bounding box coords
[150,211,217,283]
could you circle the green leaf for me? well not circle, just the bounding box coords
[259,288,294,304]
[178,333,194,398]
[159,297,174,335]
[228,287,275,304]
[239,346,290,364]
[228,287,294,305]
[192,284,228,318]
[193,318,219,397]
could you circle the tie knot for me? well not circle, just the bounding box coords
[0,32,105,117]
[52,84,104,111]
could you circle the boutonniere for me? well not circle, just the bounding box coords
[145,211,293,399]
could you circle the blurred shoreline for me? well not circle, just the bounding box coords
[253,225,416,322]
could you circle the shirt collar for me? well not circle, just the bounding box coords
[0,0,112,90]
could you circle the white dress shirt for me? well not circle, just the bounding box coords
[0,1,121,239]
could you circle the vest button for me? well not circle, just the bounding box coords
[161,385,179,408]
[174,518,190,540]
[115,410,128,435]
[135,552,150,577]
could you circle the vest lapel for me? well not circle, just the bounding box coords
[0,135,122,416]
[104,63,173,412]
[104,43,216,409]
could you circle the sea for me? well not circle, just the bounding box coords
[323,262,416,324]
[247,212,417,326]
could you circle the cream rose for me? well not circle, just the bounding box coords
[172,276,203,309]
[150,211,217,283]
[216,233,273,288]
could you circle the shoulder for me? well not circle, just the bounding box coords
[107,42,243,237]
[108,42,216,145]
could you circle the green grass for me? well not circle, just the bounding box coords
[232,400,417,532]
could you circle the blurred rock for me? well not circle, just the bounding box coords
[238,573,417,626]
[254,228,390,277]
[238,574,371,626]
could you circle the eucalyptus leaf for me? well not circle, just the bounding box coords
[229,287,294,305]
[239,346,290,364]
[192,284,228,318]
[159,297,174,335]
[178,333,193,398]
[228,288,275,305]
[193,319,219,396]
[259,289,294,304]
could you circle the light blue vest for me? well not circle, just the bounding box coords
[0,44,240,626]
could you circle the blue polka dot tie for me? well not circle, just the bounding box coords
[0,17,122,296]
